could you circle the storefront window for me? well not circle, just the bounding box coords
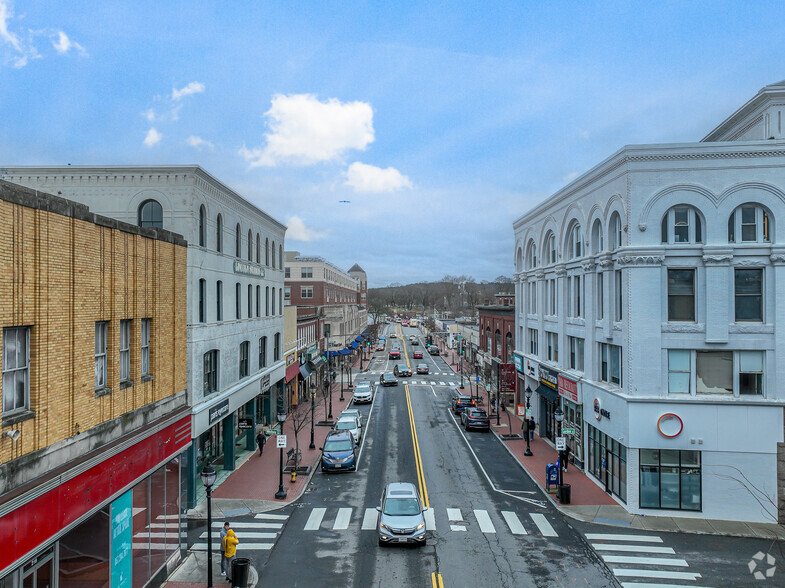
[639,449,701,511]
[587,425,627,503]
[59,505,110,587]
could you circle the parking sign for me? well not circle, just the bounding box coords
[276,435,287,449]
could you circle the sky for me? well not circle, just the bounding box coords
[1,1,784,287]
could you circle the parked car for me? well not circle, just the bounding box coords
[352,382,373,404]
[412,350,423,359]
[389,349,401,359]
[451,395,476,414]
[461,408,490,431]
[416,363,429,374]
[320,431,357,472]
[376,343,385,351]
[428,346,440,355]
[390,333,397,338]
[394,364,412,377]
[380,372,398,387]
[340,408,363,428]
[377,482,427,546]
[334,415,362,444]
[410,339,419,346]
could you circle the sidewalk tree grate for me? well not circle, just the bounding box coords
[499,434,522,440]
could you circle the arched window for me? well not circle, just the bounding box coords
[138,200,163,228]
[515,247,523,272]
[505,332,513,362]
[216,281,223,321]
[661,206,703,244]
[485,327,491,353]
[247,284,252,317]
[216,214,223,252]
[494,329,502,358]
[526,240,537,269]
[567,222,583,259]
[247,229,253,260]
[235,224,242,257]
[728,204,772,243]
[279,288,283,313]
[271,286,276,315]
[256,285,261,317]
[279,245,283,268]
[271,241,276,269]
[256,233,260,263]
[265,238,270,266]
[199,205,206,247]
[266,286,270,316]
[591,219,603,254]
[198,279,206,323]
[609,212,622,250]
[545,231,557,264]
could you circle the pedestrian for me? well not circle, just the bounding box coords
[256,430,266,456]
[562,445,571,472]
[521,417,529,438]
[528,417,536,442]
[219,522,230,577]
[222,528,239,584]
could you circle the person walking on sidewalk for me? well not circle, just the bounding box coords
[528,417,536,441]
[219,522,230,576]
[222,528,239,584]
[255,430,266,456]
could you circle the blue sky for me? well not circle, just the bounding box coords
[1,1,783,287]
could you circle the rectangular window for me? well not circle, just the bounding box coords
[696,351,732,394]
[301,286,314,299]
[2,326,30,414]
[568,336,584,371]
[301,267,313,278]
[216,281,223,321]
[741,205,757,242]
[547,279,557,315]
[674,207,690,243]
[203,350,218,394]
[259,336,267,369]
[735,268,763,321]
[528,328,538,356]
[614,270,623,321]
[575,275,582,317]
[199,279,206,323]
[667,269,695,321]
[235,283,241,320]
[119,319,131,383]
[284,267,290,278]
[667,350,690,394]
[95,321,108,390]
[284,287,291,300]
[274,333,281,361]
[597,272,604,319]
[528,282,537,313]
[599,343,622,386]
[256,285,261,317]
[739,351,763,395]
[248,284,253,318]
[639,449,701,511]
[239,341,249,378]
[546,331,558,363]
[141,318,151,377]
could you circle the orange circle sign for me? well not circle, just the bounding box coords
[657,413,683,438]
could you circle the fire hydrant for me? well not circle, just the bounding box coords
[290,470,297,483]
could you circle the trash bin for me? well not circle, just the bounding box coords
[231,557,250,587]
[557,484,571,504]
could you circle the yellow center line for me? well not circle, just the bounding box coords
[405,385,429,508]
[430,572,444,587]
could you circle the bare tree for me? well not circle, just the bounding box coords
[287,401,311,464]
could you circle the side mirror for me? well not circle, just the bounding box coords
[376,506,381,512]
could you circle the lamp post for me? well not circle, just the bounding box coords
[275,411,288,499]
[309,381,316,449]
[327,374,333,420]
[524,386,533,456]
[554,406,564,490]
[200,462,217,588]
[340,359,345,402]
[459,340,464,389]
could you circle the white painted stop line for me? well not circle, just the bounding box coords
[612,569,701,581]
[593,544,675,554]
[602,555,688,567]
[586,533,662,543]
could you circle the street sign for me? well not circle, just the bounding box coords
[516,404,526,417]
[276,435,287,449]
[475,376,480,384]
[561,428,575,436]
[555,436,566,451]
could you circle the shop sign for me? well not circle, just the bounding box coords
[513,353,524,373]
[558,375,579,403]
[561,427,575,436]
[233,260,265,278]
[110,489,133,588]
[593,397,611,421]
[499,364,516,395]
[209,399,230,425]
[539,366,558,391]
[238,417,253,430]
[516,404,526,417]
[285,351,296,367]
[657,413,683,438]
[525,358,539,380]
[260,373,271,393]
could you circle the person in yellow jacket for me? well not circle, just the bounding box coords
[221,528,239,584]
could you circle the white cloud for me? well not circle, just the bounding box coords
[172,81,205,101]
[344,161,412,193]
[0,0,37,68]
[143,128,162,147]
[285,216,329,242]
[51,30,86,56]
[143,108,155,122]
[241,93,374,167]
[186,135,214,150]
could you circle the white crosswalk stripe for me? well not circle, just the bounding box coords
[333,508,352,530]
[529,513,557,537]
[304,508,326,531]
[190,514,290,552]
[474,510,495,533]
[424,507,436,531]
[362,508,378,530]
[501,511,527,535]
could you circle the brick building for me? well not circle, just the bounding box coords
[0,180,189,586]
[476,293,516,409]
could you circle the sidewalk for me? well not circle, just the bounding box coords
[163,355,363,587]
[436,341,785,541]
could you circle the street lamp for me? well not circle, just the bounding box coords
[340,359,345,402]
[554,406,564,490]
[309,381,316,449]
[524,387,533,456]
[459,340,464,389]
[275,411,288,499]
[200,462,217,588]
[327,375,333,420]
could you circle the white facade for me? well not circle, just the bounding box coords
[513,82,785,523]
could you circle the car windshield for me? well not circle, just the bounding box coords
[469,409,487,417]
[383,497,421,516]
[324,439,353,452]
[335,420,355,430]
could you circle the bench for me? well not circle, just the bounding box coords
[286,448,302,466]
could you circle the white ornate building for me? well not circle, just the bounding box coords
[513,81,785,523]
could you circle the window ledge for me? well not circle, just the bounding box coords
[119,380,134,390]
[2,409,36,427]
[141,374,154,383]
[95,386,112,398]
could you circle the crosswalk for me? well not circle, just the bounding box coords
[586,533,705,586]
[192,513,288,552]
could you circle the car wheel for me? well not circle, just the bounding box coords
[378,538,385,547]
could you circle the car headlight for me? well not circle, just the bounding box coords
[380,523,394,533]
[414,522,425,531]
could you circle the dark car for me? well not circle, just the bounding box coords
[416,363,429,374]
[412,350,423,359]
[451,395,476,414]
[428,346,440,356]
[320,431,357,472]
[389,349,401,360]
[380,372,399,387]
[394,364,412,377]
[461,408,490,431]
[410,339,419,346]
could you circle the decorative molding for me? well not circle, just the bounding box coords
[581,259,596,272]
[534,270,545,280]
[769,254,785,264]
[566,317,586,327]
[612,323,623,331]
[732,259,767,267]
[598,257,615,268]
[617,255,664,266]
[728,323,774,334]
[661,322,706,333]
[554,265,567,277]
[702,254,733,265]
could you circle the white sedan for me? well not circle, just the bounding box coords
[334,416,362,444]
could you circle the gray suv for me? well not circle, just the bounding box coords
[376,482,427,546]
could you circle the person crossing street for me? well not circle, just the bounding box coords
[222,527,239,584]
